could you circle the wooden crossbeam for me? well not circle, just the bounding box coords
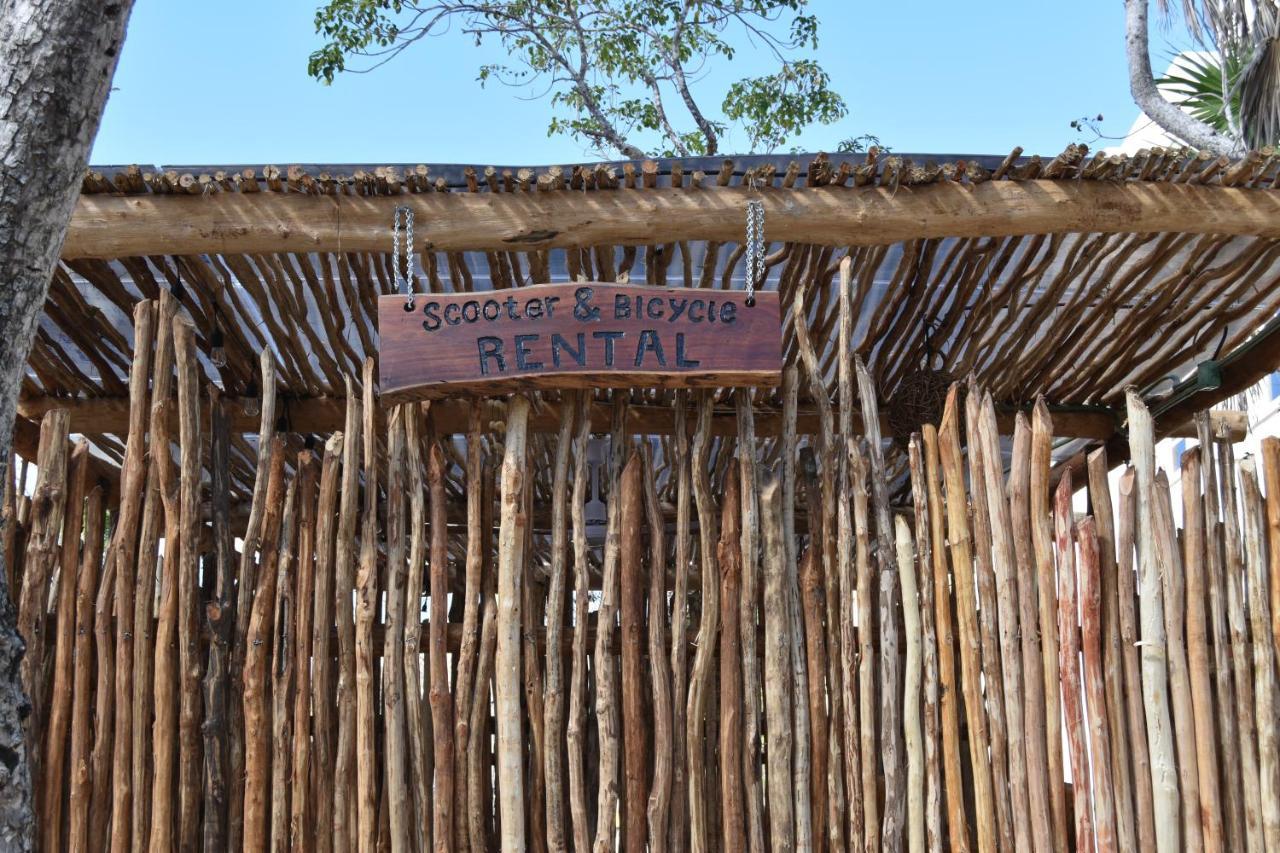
[17,394,1243,441]
[63,181,1280,260]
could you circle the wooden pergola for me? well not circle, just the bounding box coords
[18,145,1276,501]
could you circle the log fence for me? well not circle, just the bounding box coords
[11,301,1280,853]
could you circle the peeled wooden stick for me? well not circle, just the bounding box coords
[229,347,278,851]
[643,442,674,853]
[310,432,344,853]
[922,425,970,853]
[67,483,104,853]
[429,437,457,853]
[1179,449,1223,851]
[736,391,766,853]
[469,564,498,853]
[1078,517,1118,853]
[1125,389,1180,853]
[939,387,996,853]
[89,541,117,850]
[201,392,235,851]
[384,407,414,851]
[1240,459,1280,852]
[241,437,288,852]
[669,391,692,853]
[1007,415,1053,851]
[1054,473,1095,853]
[41,439,88,853]
[908,436,942,853]
[797,452,829,853]
[1264,438,1280,689]
[592,397,626,853]
[496,395,531,853]
[1218,434,1263,852]
[621,450,648,853]
[174,314,204,853]
[544,397,575,853]
[110,300,155,853]
[1086,448,1139,853]
[147,399,180,853]
[567,394,592,853]
[687,392,719,853]
[271,475,301,853]
[333,378,360,853]
[977,394,1032,852]
[780,367,813,853]
[965,385,1013,852]
[291,448,321,850]
[1031,401,1069,853]
[1198,414,1244,852]
[453,403,484,851]
[404,409,431,853]
[761,470,795,852]
[719,468,746,852]
[857,355,902,851]
[355,359,379,853]
[896,513,925,853]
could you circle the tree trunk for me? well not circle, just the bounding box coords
[0,1,135,846]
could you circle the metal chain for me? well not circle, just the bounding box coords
[394,205,415,310]
[745,198,764,306]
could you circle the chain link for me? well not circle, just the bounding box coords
[394,205,415,310]
[745,199,764,306]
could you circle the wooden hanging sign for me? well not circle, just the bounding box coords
[378,282,781,403]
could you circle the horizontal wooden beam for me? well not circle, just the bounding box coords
[16,393,1232,441]
[63,181,1280,259]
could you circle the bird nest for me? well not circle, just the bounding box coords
[887,367,953,444]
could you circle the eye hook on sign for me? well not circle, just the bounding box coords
[394,205,416,312]
[745,169,764,308]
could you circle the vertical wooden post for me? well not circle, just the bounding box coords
[67,482,104,853]
[312,430,344,853]
[907,435,942,853]
[291,449,320,850]
[1031,401,1070,853]
[643,442,673,852]
[174,313,204,853]
[736,391,766,853]
[404,409,431,853]
[1007,416,1053,851]
[897,512,925,853]
[355,359,379,853]
[592,398,626,853]
[41,438,87,852]
[543,397,574,853]
[271,477,300,853]
[922,424,970,853]
[621,450,648,853]
[567,394,593,853]
[429,437,457,853]
[496,396,531,852]
[939,387,996,853]
[1078,517,1118,853]
[241,437,288,851]
[455,401,486,852]
[718,468,746,853]
[761,471,794,852]
[383,406,412,851]
[333,377,360,853]
[110,300,155,853]
[687,392,719,853]
[201,390,234,851]
[1125,390,1180,853]
[669,391,691,853]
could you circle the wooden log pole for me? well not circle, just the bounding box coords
[404,409,430,853]
[174,313,204,853]
[240,437,288,851]
[718,468,746,852]
[429,436,457,853]
[290,449,321,850]
[271,476,301,852]
[939,387,996,853]
[1007,415,1053,852]
[687,393,719,853]
[454,402,485,852]
[67,482,104,853]
[383,407,413,851]
[621,450,648,853]
[1054,474,1095,853]
[312,431,344,853]
[543,397,574,853]
[110,299,155,853]
[355,359,379,853]
[1240,459,1280,852]
[897,513,925,853]
[40,438,88,853]
[333,378,360,853]
[147,397,180,853]
[669,391,691,853]
[89,541,116,849]
[761,470,795,852]
[736,391,766,853]
[922,424,970,853]
[907,436,942,853]
[1125,390,1180,853]
[1031,401,1070,853]
[1078,517,1118,853]
[1086,448,1139,853]
[643,443,673,853]
[496,396,531,852]
[567,394,592,853]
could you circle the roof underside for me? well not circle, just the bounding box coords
[22,145,1280,506]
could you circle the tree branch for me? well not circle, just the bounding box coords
[668,1,720,155]
[1125,0,1242,155]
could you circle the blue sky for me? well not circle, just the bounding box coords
[90,0,1194,166]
